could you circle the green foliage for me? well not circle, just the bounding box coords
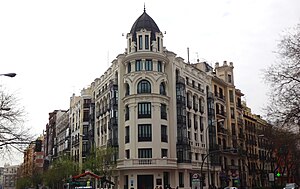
[83,146,118,177]
[16,176,32,189]
[43,155,78,188]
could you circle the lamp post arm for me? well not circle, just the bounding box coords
[200,148,237,180]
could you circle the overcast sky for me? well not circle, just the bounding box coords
[1,0,300,165]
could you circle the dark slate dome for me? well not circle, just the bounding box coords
[130,9,160,43]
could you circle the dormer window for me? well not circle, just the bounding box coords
[145,35,149,50]
[138,35,143,50]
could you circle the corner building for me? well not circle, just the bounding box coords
[92,10,234,189]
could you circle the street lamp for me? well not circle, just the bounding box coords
[0,73,17,77]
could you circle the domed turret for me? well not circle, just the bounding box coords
[130,9,160,43]
[126,8,163,54]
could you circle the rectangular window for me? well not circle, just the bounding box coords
[138,148,152,158]
[161,149,168,158]
[138,102,151,118]
[125,149,130,159]
[138,124,152,142]
[138,35,143,50]
[83,110,89,122]
[127,63,131,73]
[219,88,224,99]
[125,106,129,121]
[157,61,162,72]
[135,59,142,71]
[229,90,234,103]
[145,35,149,49]
[179,172,184,187]
[214,85,218,96]
[231,107,235,119]
[228,74,232,83]
[161,125,168,142]
[145,59,153,71]
[161,103,167,120]
[125,126,129,143]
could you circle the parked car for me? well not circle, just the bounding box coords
[224,187,238,189]
[284,183,299,189]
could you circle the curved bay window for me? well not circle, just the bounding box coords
[137,80,151,94]
[160,82,166,95]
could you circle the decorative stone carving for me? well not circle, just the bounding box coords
[131,41,136,52]
[151,40,157,52]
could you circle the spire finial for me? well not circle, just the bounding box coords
[144,3,146,12]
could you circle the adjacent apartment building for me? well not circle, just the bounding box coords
[2,164,19,189]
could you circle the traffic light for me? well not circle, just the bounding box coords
[35,139,42,152]
[275,171,282,177]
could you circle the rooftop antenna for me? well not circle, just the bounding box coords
[187,47,190,64]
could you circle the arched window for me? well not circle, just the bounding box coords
[137,80,151,94]
[159,82,166,95]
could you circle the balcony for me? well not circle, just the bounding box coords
[215,92,226,102]
[176,76,185,84]
[83,103,90,109]
[237,117,244,126]
[228,165,239,170]
[177,137,189,145]
[110,98,118,107]
[107,138,118,147]
[216,109,226,118]
[176,96,186,104]
[177,115,186,125]
[217,126,228,135]
[238,133,245,139]
[236,104,243,111]
[109,118,118,129]
[117,158,177,169]
[138,136,152,142]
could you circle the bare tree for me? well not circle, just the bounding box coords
[0,87,34,157]
[264,23,300,130]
